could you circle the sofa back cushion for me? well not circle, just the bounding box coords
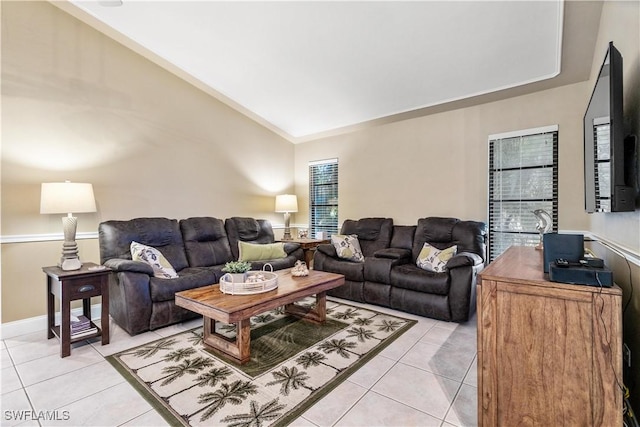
[412,217,487,263]
[390,225,417,250]
[99,217,189,271]
[340,218,393,257]
[225,217,276,260]
[179,217,234,267]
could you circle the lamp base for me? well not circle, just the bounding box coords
[59,215,82,270]
[59,256,82,271]
[282,212,293,240]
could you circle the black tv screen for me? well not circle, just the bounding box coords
[584,42,635,212]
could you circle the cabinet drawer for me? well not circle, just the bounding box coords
[52,276,104,299]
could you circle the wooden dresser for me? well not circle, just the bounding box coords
[477,246,622,426]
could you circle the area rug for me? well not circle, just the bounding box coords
[107,298,416,426]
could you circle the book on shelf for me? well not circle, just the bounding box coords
[71,327,98,339]
[70,315,91,333]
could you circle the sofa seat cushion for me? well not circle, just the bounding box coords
[390,264,450,295]
[149,267,218,302]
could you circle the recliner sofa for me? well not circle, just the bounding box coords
[99,216,303,335]
[314,217,486,322]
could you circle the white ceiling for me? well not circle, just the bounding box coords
[60,1,589,142]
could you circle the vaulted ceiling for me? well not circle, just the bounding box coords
[54,1,602,143]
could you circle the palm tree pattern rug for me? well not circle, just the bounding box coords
[107,298,416,426]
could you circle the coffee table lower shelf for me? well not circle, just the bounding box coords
[202,292,327,364]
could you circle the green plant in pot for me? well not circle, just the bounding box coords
[222,261,252,282]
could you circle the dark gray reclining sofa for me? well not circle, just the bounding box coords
[99,216,303,335]
[314,217,486,322]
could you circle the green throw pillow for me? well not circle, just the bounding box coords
[238,241,287,262]
[416,243,457,272]
[331,234,364,262]
[130,241,178,279]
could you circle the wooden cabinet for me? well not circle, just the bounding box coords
[477,246,622,426]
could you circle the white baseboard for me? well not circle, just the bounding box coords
[0,304,103,340]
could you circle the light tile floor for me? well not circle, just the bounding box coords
[1,298,478,426]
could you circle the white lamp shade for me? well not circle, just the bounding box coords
[40,182,97,214]
[275,194,298,213]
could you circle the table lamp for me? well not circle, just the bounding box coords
[275,194,298,240]
[40,182,97,270]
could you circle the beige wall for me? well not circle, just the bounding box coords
[1,1,295,322]
[295,82,590,231]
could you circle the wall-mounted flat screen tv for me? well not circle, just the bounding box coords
[584,42,636,213]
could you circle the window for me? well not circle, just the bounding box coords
[309,158,338,238]
[488,126,558,261]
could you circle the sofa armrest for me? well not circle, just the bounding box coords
[448,261,484,322]
[446,252,484,269]
[103,258,153,275]
[316,243,338,258]
[365,256,407,284]
[283,242,301,255]
[107,271,153,335]
[374,248,412,261]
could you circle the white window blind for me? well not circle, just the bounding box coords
[488,126,558,261]
[309,158,339,238]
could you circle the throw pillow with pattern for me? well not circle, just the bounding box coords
[331,234,365,262]
[416,243,457,272]
[131,241,178,278]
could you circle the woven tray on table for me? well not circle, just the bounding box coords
[219,265,278,295]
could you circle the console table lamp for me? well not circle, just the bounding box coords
[40,182,96,271]
[275,194,298,240]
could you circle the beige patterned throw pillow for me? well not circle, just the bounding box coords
[416,243,457,272]
[131,241,178,278]
[331,234,365,262]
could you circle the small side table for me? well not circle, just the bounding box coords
[43,262,111,357]
[280,238,330,267]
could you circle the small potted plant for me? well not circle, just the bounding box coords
[222,261,252,283]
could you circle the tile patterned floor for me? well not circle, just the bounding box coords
[1,298,478,426]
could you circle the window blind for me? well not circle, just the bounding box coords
[309,158,339,238]
[488,127,558,261]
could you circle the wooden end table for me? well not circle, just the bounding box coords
[280,238,330,267]
[43,262,111,357]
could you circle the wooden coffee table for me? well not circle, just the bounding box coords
[175,269,345,364]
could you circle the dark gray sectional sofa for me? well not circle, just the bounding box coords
[99,216,303,335]
[314,217,487,322]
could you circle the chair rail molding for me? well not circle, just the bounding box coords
[1,232,99,244]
